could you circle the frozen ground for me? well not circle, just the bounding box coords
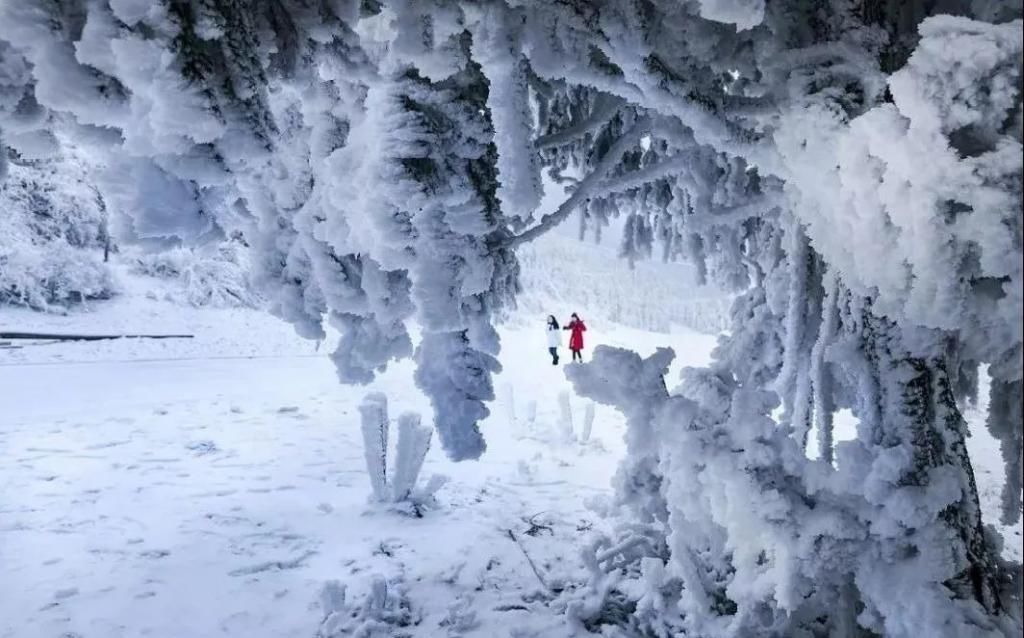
[1,287,1018,638]
[0,286,719,638]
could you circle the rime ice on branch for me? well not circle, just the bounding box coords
[1,2,1021,634]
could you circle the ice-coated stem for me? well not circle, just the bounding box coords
[358,393,389,501]
[581,402,595,443]
[391,412,432,502]
[558,391,574,442]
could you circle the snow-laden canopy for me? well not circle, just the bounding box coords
[1,1,1021,636]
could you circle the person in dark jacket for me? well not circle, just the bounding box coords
[563,312,587,362]
[546,315,561,365]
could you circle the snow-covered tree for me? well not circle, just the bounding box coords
[0,151,115,309]
[1,1,1020,634]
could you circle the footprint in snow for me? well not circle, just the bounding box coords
[86,440,131,450]
[185,440,219,456]
[54,587,78,601]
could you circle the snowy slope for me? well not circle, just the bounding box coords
[514,180,732,336]
[1,272,1017,638]
[0,283,717,638]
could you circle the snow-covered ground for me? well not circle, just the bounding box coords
[1,283,719,638]
[2,277,1017,638]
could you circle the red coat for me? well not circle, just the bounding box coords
[565,319,586,350]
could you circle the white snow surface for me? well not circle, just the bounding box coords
[1,276,1017,637]
[0,282,720,638]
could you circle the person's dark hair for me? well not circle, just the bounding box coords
[571,312,579,320]
[547,315,559,329]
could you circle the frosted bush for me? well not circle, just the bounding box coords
[128,242,258,308]
[0,155,115,309]
[0,241,116,309]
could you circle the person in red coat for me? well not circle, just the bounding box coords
[563,312,587,362]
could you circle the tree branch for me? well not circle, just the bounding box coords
[685,193,784,230]
[533,93,625,150]
[508,116,652,247]
[588,152,692,200]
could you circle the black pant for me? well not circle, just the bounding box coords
[549,347,559,365]
[571,349,582,362]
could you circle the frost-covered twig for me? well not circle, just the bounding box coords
[359,393,390,502]
[316,575,418,638]
[581,403,595,444]
[505,529,553,594]
[526,400,537,429]
[587,153,691,200]
[358,393,444,510]
[503,383,517,426]
[558,391,574,443]
[534,93,625,150]
[509,117,652,246]
[390,412,432,502]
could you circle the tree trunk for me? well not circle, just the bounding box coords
[865,313,1002,613]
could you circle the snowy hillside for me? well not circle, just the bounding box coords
[514,179,732,335]
[517,232,731,335]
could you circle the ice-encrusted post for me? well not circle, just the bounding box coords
[357,392,446,511]
[558,391,575,442]
[581,402,595,443]
[504,383,517,425]
[526,400,537,431]
[391,412,432,502]
[316,574,414,637]
[359,393,389,501]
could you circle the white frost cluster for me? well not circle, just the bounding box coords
[358,392,446,510]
